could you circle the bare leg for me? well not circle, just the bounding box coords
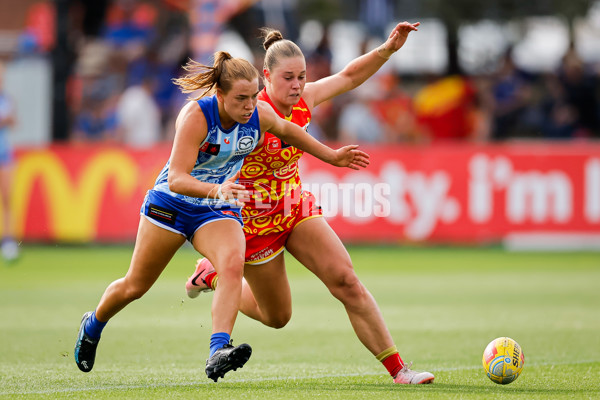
[96,217,186,321]
[191,219,246,335]
[239,254,292,328]
[286,217,394,356]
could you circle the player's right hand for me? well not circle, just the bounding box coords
[332,145,370,170]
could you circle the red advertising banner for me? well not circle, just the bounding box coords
[13,144,170,242]
[11,142,600,246]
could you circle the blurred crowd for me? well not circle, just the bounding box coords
[9,0,600,145]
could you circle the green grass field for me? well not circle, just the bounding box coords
[1,245,599,399]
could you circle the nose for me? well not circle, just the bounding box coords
[291,79,301,89]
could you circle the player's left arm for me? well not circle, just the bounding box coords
[257,101,369,169]
[303,21,419,109]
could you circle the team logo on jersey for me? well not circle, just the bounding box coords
[267,137,281,151]
[235,136,256,155]
[267,137,292,151]
[199,142,220,155]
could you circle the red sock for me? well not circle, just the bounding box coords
[204,272,217,289]
[382,353,405,377]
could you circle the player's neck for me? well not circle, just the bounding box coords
[266,88,294,118]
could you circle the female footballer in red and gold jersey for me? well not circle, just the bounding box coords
[240,90,320,264]
[186,21,435,384]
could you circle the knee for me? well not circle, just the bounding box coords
[213,253,245,281]
[263,311,292,329]
[328,266,367,302]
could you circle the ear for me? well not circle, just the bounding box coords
[215,88,224,103]
[263,68,271,83]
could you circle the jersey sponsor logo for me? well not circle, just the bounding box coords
[224,137,230,144]
[273,160,299,180]
[147,203,178,225]
[248,247,274,262]
[235,136,256,155]
[199,142,220,155]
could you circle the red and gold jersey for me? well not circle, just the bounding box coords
[241,89,311,236]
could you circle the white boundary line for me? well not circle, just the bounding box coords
[503,232,600,251]
[1,359,598,396]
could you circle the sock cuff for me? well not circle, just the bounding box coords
[376,345,399,362]
[85,311,107,340]
[210,332,230,342]
[209,332,231,357]
[210,275,219,290]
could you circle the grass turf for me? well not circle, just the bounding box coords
[1,245,599,399]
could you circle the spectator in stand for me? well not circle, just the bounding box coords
[370,71,422,143]
[359,0,395,39]
[539,73,580,139]
[413,74,479,142]
[71,40,122,144]
[103,0,157,88]
[557,46,599,138]
[103,0,156,48]
[72,98,119,143]
[305,27,336,141]
[116,73,162,148]
[338,81,385,143]
[17,1,55,55]
[490,50,535,140]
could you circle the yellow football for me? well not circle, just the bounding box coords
[482,337,525,384]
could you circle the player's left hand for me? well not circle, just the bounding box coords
[331,145,370,170]
[379,21,420,59]
[218,171,250,206]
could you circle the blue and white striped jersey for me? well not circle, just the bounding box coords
[153,95,261,206]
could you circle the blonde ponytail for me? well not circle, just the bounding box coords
[173,51,258,100]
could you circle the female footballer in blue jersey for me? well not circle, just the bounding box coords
[74,51,369,380]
